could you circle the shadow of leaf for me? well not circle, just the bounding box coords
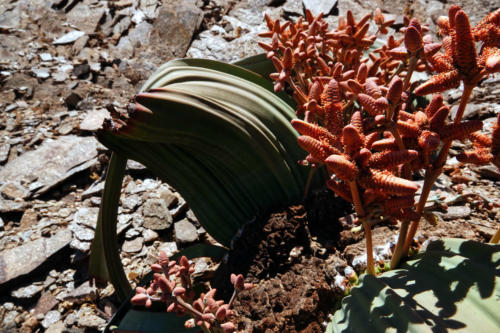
[329,238,500,333]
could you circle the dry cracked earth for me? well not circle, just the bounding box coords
[0,0,498,332]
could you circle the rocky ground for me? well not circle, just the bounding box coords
[0,0,499,332]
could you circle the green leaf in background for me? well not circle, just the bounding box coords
[327,238,500,333]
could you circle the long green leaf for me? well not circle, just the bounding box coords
[96,60,321,246]
[141,58,295,107]
[89,153,131,300]
[233,53,278,79]
[91,58,325,300]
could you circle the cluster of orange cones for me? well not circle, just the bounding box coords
[261,6,500,272]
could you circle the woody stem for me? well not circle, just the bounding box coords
[402,56,417,91]
[490,227,500,243]
[388,123,411,179]
[175,295,204,319]
[303,168,316,201]
[401,84,474,257]
[348,181,375,275]
[228,289,238,308]
[390,220,410,269]
[287,77,307,103]
[363,221,376,276]
[349,180,365,217]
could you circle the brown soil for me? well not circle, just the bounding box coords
[212,186,497,332]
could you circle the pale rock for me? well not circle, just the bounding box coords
[171,200,189,219]
[11,284,43,299]
[125,228,141,239]
[52,71,68,83]
[89,62,101,73]
[32,68,50,79]
[57,121,74,135]
[126,159,147,171]
[0,143,10,163]
[41,310,60,329]
[53,31,85,45]
[113,16,132,38]
[193,257,212,277]
[158,241,178,257]
[472,165,500,180]
[0,182,29,200]
[303,0,337,16]
[122,237,144,253]
[66,3,106,34]
[132,10,146,24]
[39,53,52,62]
[78,311,106,329]
[283,0,303,16]
[63,281,96,303]
[174,219,198,244]
[128,21,153,47]
[73,207,99,228]
[57,64,74,73]
[64,312,78,326]
[0,200,28,213]
[81,182,104,199]
[2,310,19,330]
[142,229,159,242]
[3,302,14,311]
[148,0,203,62]
[0,230,72,284]
[186,14,266,62]
[0,136,98,196]
[69,239,91,252]
[79,108,110,131]
[125,178,159,194]
[19,208,38,230]
[140,0,160,19]
[143,198,173,230]
[121,194,142,211]
[118,214,134,234]
[159,189,178,208]
[441,206,472,220]
[111,36,134,59]
[45,321,65,333]
[69,223,94,241]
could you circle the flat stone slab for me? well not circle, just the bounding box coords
[79,109,110,131]
[0,230,72,285]
[0,136,98,197]
[174,219,198,244]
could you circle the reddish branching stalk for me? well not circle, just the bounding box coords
[261,6,499,273]
[402,85,474,257]
[131,251,254,332]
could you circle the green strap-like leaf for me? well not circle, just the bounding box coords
[90,58,324,301]
[89,153,131,300]
[233,53,278,79]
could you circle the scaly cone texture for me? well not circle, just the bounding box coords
[261,7,498,242]
[415,8,500,95]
